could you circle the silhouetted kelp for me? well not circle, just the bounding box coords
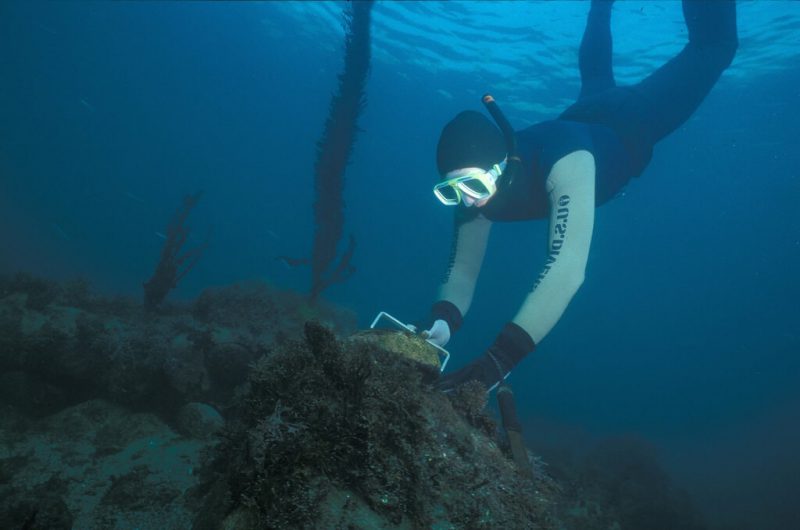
[143,192,208,311]
[307,1,373,302]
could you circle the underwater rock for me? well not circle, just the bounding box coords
[191,321,557,529]
[193,280,357,338]
[0,478,73,530]
[555,435,707,530]
[0,275,355,418]
[0,273,705,529]
[0,272,61,311]
[0,398,214,529]
[177,402,225,439]
[0,292,26,367]
[346,328,442,379]
[0,370,67,417]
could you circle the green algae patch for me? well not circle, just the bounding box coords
[347,329,442,375]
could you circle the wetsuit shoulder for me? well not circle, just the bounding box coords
[482,121,594,222]
[531,114,636,205]
[517,120,594,179]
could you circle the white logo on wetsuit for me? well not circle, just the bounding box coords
[532,194,570,290]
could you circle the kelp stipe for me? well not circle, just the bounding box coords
[309,1,374,302]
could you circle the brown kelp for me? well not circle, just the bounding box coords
[309,1,374,302]
[143,191,208,311]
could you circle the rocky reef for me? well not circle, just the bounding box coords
[190,321,557,529]
[0,273,354,419]
[0,273,707,529]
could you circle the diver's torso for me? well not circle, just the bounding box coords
[479,119,634,223]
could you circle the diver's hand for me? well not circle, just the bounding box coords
[422,319,450,347]
[435,350,508,393]
[435,323,535,394]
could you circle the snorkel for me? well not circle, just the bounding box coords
[481,94,520,188]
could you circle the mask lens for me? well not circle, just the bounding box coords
[434,182,461,205]
[458,174,493,199]
[458,176,491,198]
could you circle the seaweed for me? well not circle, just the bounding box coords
[0,274,355,419]
[143,192,208,311]
[192,322,554,529]
[0,274,706,529]
[307,1,374,302]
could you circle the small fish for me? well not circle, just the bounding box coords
[80,98,95,112]
[155,232,167,240]
[266,229,279,240]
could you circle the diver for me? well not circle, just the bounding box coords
[424,0,738,393]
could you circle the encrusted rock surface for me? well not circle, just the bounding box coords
[0,273,707,530]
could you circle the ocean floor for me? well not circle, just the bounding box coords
[1,398,211,529]
[0,273,707,529]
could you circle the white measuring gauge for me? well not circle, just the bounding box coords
[369,311,450,372]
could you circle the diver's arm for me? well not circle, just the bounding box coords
[431,212,493,332]
[435,152,595,392]
[512,150,596,344]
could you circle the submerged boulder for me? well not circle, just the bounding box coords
[0,274,706,529]
[191,321,559,530]
[177,402,225,439]
[0,276,356,417]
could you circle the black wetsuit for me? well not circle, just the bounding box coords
[480,0,738,223]
[431,2,738,392]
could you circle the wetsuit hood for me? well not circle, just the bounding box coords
[436,110,506,177]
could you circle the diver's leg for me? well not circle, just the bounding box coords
[578,0,616,100]
[634,0,738,144]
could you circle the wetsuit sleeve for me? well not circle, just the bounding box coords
[512,150,596,344]
[433,212,493,331]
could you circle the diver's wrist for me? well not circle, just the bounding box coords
[491,322,536,370]
[430,300,463,332]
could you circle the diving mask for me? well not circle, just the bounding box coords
[433,160,506,206]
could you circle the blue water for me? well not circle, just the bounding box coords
[1,1,798,528]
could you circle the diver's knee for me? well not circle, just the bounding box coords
[712,37,738,72]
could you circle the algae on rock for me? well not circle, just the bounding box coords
[191,321,559,530]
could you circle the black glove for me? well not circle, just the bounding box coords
[426,300,463,333]
[436,323,535,393]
